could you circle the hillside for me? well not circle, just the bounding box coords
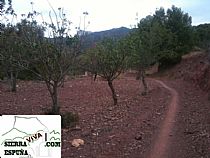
[81,27,132,49]
[165,51,210,92]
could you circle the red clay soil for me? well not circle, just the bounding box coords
[165,51,210,92]
[0,76,209,158]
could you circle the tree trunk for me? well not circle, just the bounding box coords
[10,71,17,92]
[51,83,60,114]
[46,81,60,114]
[141,70,148,95]
[108,80,117,105]
[61,78,64,88]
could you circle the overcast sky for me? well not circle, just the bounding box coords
[12,0,210,33]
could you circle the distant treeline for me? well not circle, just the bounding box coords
[193,23,210,49]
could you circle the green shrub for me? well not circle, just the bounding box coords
[43,109,79,129]
[61,112,79,129]
[158,51,182,69]
[18,70,38,80]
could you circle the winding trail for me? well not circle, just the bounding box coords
[148,79,179,158]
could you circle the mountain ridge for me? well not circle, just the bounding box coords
[81,27,132,49]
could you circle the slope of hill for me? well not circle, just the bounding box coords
[82,27,131,49]
[161,51,210,92]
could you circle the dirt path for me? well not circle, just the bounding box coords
[148,79,179,158]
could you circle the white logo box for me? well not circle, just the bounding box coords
[0,115,61,158]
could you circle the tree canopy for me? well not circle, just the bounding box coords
[193,24,210,49]
[129,5,193,70]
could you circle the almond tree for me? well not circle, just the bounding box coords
[82,38,129,105]
[128,16,170,95]
[16,8,78,114]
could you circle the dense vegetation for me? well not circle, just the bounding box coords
[129,6,193,70]
[193,23,210,49]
